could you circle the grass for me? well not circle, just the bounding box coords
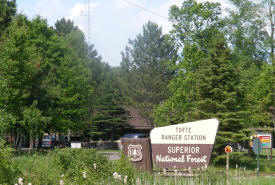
[260,148,275,158]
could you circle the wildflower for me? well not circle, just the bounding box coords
[60,180,64,185]
[82,172,87,179]
[136,178,141,185]
[28,183,32,185]
[236,164,238,169]
[124,175,128,184]
[188,166,191,174]
[162,168,166,175]
[93,163,96,170]
[118,174,122,181]
[18,177,23,185]
[113,172,118,179]
[61,174,64,178]
[204,164,208,169]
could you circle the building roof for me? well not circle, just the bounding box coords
[123,106,153,130]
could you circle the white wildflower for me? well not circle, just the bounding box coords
[61,174,64,178]
[82,172,87,179]
[18,177,23,185]
[60,180,64,185]
[162,168,166,175]
[93,163,96,170]
[118,174,122,181]
[113,172,118,179]
[28,183,32,185]
[124,175,128,184]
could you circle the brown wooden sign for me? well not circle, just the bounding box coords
[150,119,219,169]
[121,138,152,171]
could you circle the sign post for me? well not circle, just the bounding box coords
[225,145,232,172]
[252,138,262,176]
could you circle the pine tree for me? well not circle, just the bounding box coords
[194,34,249,155]
[90,93,129,141]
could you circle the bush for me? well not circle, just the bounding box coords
[0,139,19,184]
[16,153,63,185]
[53,148,137,184]
[111,153,137,184]
[10,148,138,184]
[53,148,113,184]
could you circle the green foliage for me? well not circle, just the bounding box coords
[0,15,95,142]
[213,152,255,169]
[0,0,16,36]
[0,139,19,184]
[169,0,223,47]
[53,148,112,183]
[227,0,270,66]
[90,79,129,140]
[245,63,275,127]
[14,149,137,185]
[22,101,51,139]
[16,153,63,185]
[154,0,252,156]
[121,21,176,108]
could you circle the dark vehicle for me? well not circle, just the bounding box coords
[35,135,69,148]
[122,133,147,138]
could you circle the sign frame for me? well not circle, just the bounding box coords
[150,119,219,169]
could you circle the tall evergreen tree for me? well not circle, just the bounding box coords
[121,21,176,108]
[90,69,129,140]
[154,0,249,155]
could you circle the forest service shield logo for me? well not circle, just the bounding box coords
[128,144,142,162]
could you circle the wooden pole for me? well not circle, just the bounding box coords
[226,152,229,172]
[270,147,272,162]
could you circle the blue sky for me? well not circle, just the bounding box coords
[17,0,230,66]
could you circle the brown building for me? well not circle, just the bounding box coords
[123,106,154,135]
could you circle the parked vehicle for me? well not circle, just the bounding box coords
[35,135,69,148]
[122,133,147,138]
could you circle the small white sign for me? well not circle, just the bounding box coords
[71,142,81,148]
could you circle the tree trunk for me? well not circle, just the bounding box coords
[29,136,34,154]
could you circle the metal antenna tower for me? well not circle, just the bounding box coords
[87,0,91,59]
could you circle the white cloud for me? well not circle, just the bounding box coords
[66,0,176,66]
[18,0,232,67]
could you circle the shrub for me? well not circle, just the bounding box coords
[53,148,113,184]
[0,139,19,184]
[111,153,137,184]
